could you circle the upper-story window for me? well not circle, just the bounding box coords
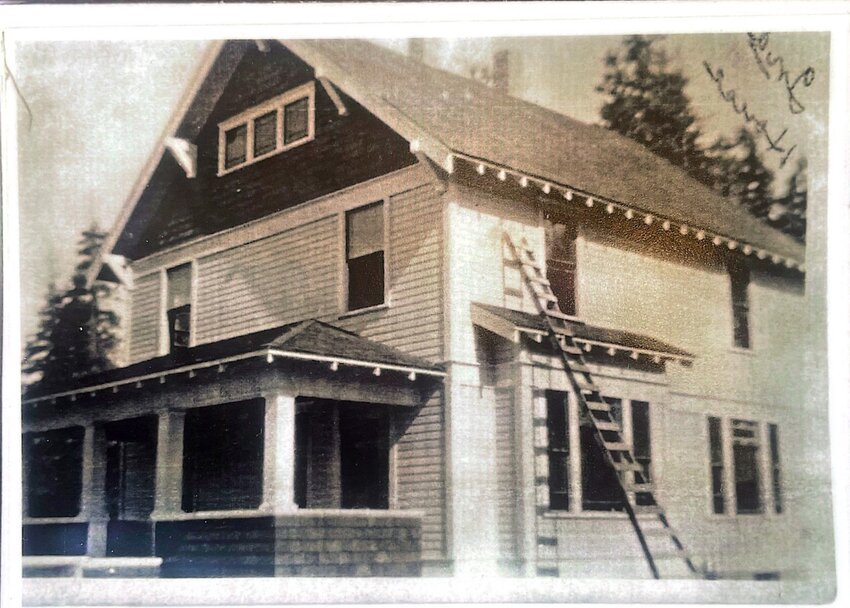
[730,261,751,349]
[218,81,316,175]
[545,220,577,316]
[166,263,192,352]
[346,201,386,311]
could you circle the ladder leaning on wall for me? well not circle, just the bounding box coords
[504,233,706,580]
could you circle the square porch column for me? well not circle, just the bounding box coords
[151,409,186,518]
[260,392,298,514]
[79,423,108,556]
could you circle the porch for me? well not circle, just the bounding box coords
[22,320,443,577]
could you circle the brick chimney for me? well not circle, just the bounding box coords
[408,38,425,63]
[492,49,510,93]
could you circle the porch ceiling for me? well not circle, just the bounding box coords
[23,320,445,405]
[471,302,694,364]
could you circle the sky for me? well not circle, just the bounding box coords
[11,33,829,346]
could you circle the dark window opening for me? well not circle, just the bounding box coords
[253,110,277,157]
[105,417,157,521]
[294,400,390,510]
[769,424,783,514]
[166,264,191,352]
[581,398,624,511]
[284,97,309,144]
[546,391,570,511]
[708,416,725,514]
[224,124,247,169]
[24,427,85,518]
[631,401,652,506]
[545,221,578,316]
[339,409,389,509]
[182,400,264,512]
[732,419,762,514]
[730,263,751,349]
[346,202,385,311]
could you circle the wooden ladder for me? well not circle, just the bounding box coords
[505,233,703,580]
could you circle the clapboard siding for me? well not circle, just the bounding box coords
[129,273,161,362]
[395,389,447,561]
[495,388,518,560]
[194,216,338,345]
[338,184,444,361]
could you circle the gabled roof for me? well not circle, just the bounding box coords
[472,302,693,363]
[91,38,803,286]
[23,320,445,404]
[284,39,803,266]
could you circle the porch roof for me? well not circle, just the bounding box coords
[471,302,694,364]
[23,320,445,404]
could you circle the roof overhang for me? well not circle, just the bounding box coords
[471,302,694,366]
[22,347,445,407]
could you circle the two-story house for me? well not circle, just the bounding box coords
[21,39,830,582]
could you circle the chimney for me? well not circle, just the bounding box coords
[492,49,510,93]
[408,38,425,63]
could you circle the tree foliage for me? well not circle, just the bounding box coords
[23,224,119,391]
[597,35,806,242]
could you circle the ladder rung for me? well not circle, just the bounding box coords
[593,420,622,432]
[529,275,551,286]
[603,441,630,452]
[537,292,559,304]
[633,505,663,515]
[545,309,575,321]
[575,380,600,393]
[643,526,676,537]
[585,398,610,412]
[559,343,583,356]
[612,461,643,472]
[625,482,655,493]
[566,362,591,374]
[551,324,575,336]
[653,548,692,560]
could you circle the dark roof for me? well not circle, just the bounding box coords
[24,320,444,400]
[473,302,693,359]
[294,39,803,263]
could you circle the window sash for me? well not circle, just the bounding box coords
[769,424,783,514]
[546,391,570,511]
[708,416,725,514]
[346,202,385,260]
[166,264,192,310]
[730,264,751,348]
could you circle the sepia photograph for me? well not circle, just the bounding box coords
[1,3,846,606]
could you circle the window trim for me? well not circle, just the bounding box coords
[729,261,753,351]
[341,199,390,314]
[159,261,196,355]
[545,391,651,515]
[217,81,316,176]
[706,416,782,518]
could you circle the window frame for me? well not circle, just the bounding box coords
[706,416,781,517]
[341,199,390,315]
[544,219,579,317]
[729,260,753,350]
[217,81,316,176]
[159,261,196,355]
[544,391,652,516]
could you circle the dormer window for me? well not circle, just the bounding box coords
[218,81,315,175]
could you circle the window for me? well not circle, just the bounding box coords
[24,427,85,518]
[294,400,391,510]
[545,221,578,316]
[730,262,751,349]
[346,202,385,311]
[708,416,725,514]
[546,391,570,511]
[708,417,778,515]
[768,424,783,514]
[166,263,192,352]
[732,419,762,514]
[182,400,265,512]
[544,391,651,513]
[217,82,315,175]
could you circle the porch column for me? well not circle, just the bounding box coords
[260,392,298,514]
[151,409,186,518]
[79,423,108,556]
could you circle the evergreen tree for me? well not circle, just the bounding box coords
[22,224,118,391]
[707,128,774,218]
[768,157,807,242]
[596,35,710,181]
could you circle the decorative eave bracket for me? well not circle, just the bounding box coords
[164,137,197,179]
